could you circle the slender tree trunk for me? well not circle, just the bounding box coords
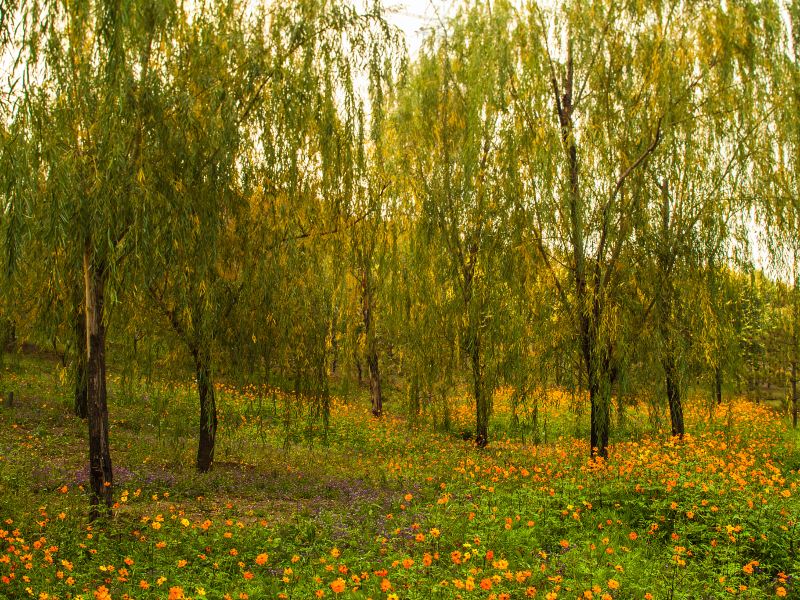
[581,313,611,459]
[791,360,798,429]
[83,246,113,520]
[193,346,217,473]
[715,366,723,405]
[655,179,684,437]
[587,359,611,459]
[557,42,609,459]
[664,354,684,437]
[792,252,799,428]
[361,269,383,417]
[470,331,489,448]
[367,349,382,417]
[73,298,88,419]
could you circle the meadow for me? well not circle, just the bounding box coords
[0,355,797,600]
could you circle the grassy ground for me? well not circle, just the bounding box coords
[0,354,798,599]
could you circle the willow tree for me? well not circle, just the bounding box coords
[140,0,255,472]
[761,0,800,427]
[341,42,403,418]
[639,60,758,436]
[142,0,394,469]
[395,2,516,446]
[6,0,174,517]
[509,0,771,457]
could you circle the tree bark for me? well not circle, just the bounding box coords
[361,269,383,417]
[715,366,723,405]
[83,246,113,520]
[367,349,382,417]
[73,297,88,419]
[193,346,217,473]
[791,360,798,429]
[664,354,684,437]
[470,331,489,448]
[556,40,610,459]
[587,353,611,459]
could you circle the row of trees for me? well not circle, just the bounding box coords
[1,0,799,518]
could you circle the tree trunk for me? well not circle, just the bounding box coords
[792,360,798,429]
[367,349,382,417]
[664,354,684,437]
[361,270,383,417]
[471,332,489,448]
[74,298,88,419]
[83,247,113,520]
[193,347,217,473]
[588,362,610,459]
[715,366,723,405]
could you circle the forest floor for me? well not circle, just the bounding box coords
[0,354,799,599]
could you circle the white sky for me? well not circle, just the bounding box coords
[383,0,451,56]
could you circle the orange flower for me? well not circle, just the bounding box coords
[330,578,346,593]
[243,571,254,580]
[93,586,112,600]
[255,553,269,566]
[607,579,620,589]
[480,578,493,590]
[628,532,638,541]
[493,559,509,570]
[168,587,185,600]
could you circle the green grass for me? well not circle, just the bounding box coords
[0,354,798,599]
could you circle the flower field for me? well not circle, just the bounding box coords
[0,357,798,599]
